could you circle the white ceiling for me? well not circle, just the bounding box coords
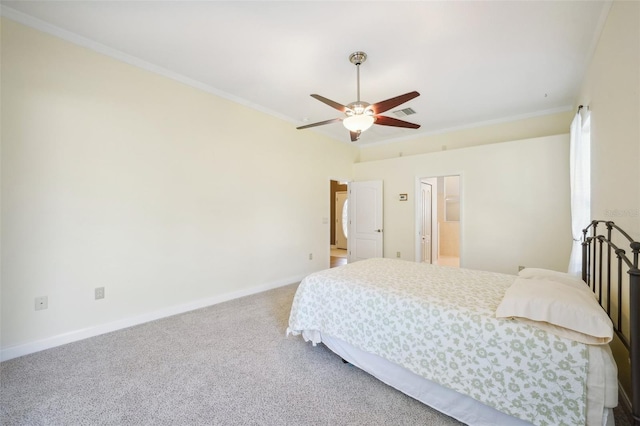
[2,1,609,145]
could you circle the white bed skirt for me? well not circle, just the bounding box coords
[316,332,615,426]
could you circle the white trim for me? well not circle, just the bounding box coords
[1,5,578,150]
[0,275,305,362]
[329,176,352,267]
[414,173,464,267]
[360,105,574,148]
[618,381,633,420]
[0,5,296,127]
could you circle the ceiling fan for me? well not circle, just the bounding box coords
[297,51,420,142]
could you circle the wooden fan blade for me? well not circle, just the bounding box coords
[370,91,420,114]
[350,130,361,142]
[374,115,421,129]
[296,117,342,130]
[311,94,349,113]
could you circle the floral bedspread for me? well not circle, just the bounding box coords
[287,258,589,426]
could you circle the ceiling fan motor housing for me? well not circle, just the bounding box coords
[346,101,372,116]
[349,51,367,66]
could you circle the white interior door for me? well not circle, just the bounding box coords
[348,180,383,262]
[421,182,432,263]
[415,177,438,264]
[335,191,348,249]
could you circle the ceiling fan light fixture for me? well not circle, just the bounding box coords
[343,114,375,133]
[296,51,420,140]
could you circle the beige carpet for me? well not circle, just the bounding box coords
[1,284,462,425]
[1,283,632,425]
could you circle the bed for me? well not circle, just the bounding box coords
[287,220,639,426]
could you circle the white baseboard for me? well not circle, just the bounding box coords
[0,275,305,362]
[618,381,633,419]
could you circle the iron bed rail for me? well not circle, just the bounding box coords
[581,220,639,425]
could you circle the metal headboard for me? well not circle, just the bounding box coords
[582,220,639,425]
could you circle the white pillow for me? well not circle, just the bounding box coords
[496,277,613,345]
[518,267,593,294]
[518,267,582,279]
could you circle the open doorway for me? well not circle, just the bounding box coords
[416,175,461,267]
[330,180,348,268]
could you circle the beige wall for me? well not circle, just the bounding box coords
[359,110,574,162]
[437,177,460,258]
[575,0,640,401]
[354,134,572,274]
[577,0,640,238]
[0,19,358,358]
[2,0,637,368]
[438,220,460,257]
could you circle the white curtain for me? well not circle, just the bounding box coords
[568,108,591,276]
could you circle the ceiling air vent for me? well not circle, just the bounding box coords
[393,107,416,118]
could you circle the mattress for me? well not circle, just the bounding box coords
[287,258,618,426]
[319,333,615,426]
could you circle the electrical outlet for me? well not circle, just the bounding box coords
[35,296,48,311]
[95,287,105,300]
[396,252,401,258]
[308,253,313,260]
[518,265,526,272]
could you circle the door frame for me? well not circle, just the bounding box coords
[414,174,463,266]
[329,177,351,268]
[335,191,348,249]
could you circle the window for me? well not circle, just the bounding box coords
[568,108,590,275]
[342,199,349,238]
